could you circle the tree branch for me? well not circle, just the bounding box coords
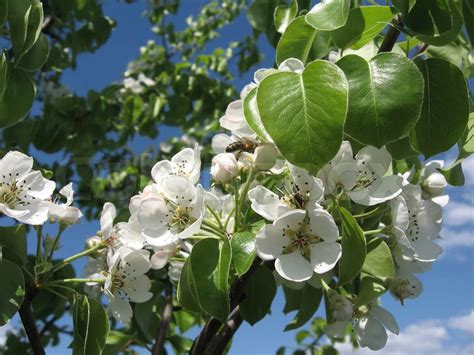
[378,17,402,53]
[19,287,45,355]
[205,307,243,354]
[190,259,261,354]
[152,284,173,355]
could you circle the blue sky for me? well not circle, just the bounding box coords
[1,1,473,354]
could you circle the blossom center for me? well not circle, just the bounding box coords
[0,180,30,208]
[282,223,320,258]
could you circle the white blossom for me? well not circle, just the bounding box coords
[46,183,83,225]
[211,153,240,183]
[151,145,201,185]
[0,151,55,225]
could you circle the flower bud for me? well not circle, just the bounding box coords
[58,206,83,226]
[423,171,447,196]
[85,236,102,249]
[211,153,239,183]
[328,290,353,321]
[389,274,423,304]
[253,144,278,171]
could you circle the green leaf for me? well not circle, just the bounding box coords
[331,6,395,49]
[295,330,310,344]
[337,53,424,147]
[0,258,25,326]
[355,276,387,306]
[178,238,231,322]
[72,293,110,355]
[410,58,470,158]
[386,136,419,160]
[401,0,463,46]
[20,0,43,60]
[231,231,257,277]
[338,207,366,285]
[240,266,277,325]
[392,0,416,14]
[305,0,350,31]
[274,0,298,33]
[7,0,30,59]
[134,292,161,341]
[0,0,7,27]
[103,331,135,355]
[282,285,302,314]
[257,59,348,174]
[0,67,36,127]
[284,285,322,331]
[276,16,332,65]
[169,334,193,353]
[17,33,49,71]
[247,0,280,32]
[243,87,271,141]
[0,225,27,265]
[463,0,474,44]
[0,51,7,101]
[362,239,394,279]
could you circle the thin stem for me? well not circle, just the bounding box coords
[207,206,224,231]
[47,278,105,285]
[233,181,240,233]
[223,207,235,231]
[364,228,386,236]
[152,284,173,355]
[35,225,43,264]
[200,226,226,239]
[50,244,104,274]
[353,206,388,219]
[202,219,225,236]
[238,169,256,221]
[48,225,66,261]
[378,17,402,53]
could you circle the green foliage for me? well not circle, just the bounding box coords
[305,0,350,31]
[231,231,257,277]
[257,60,348,174]
[0,225,27,265]
[0,258,25,326]
[283,285,323,331]
[338,207,366,285]
[337,53,424,147]
[362,239,395,280]
[240,265,277,325]
[411,58,470,158]
[71,293,110,355]
[274,0,298,33]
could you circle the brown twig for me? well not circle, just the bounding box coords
[205,307,244,354]
[152,285,174,355]
[19,287,45,355]
[378,17,402,53]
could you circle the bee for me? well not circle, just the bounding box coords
[225,138,258,155]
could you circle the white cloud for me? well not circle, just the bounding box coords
[443,201,474,228]
[0,323,13,347]
[337,310,474,355]
[439,229,474,250]
[448,309,474,335]
[461,156,474,186]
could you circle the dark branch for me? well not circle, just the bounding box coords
[152,284,174,355]
[190,259,261,354]
[378,17,402,53]
[205,307,243,354]
[19,287,45,355]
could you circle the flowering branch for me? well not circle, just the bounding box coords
[19,287,45,355]
[152,284,173,355]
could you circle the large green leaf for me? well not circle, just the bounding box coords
[463,0,474,44]
[247,0,280,32]
[231,231,257,277]
[284,285,322,331]
[337,53,424,147]
[17,33,49,71]
[0,67,35,127]
[178,238,231,322]
[331,6,395,49]
[305,0,350,31]
[243,87,271,141]
[362,239,394,279]
[0,0,7,27]
[7,0,30,59]
[338,207,366,285]
[410,58,469,158]
[257,59,348,174]
[0,225,27,265]
[276,16,332,65]
[20,0,43,60]
[274,0,298,33]
[0,258,25,326]
[240,266,277,325]
[355,276,387,306]
[72,293,110,355]
[401,0,463,46]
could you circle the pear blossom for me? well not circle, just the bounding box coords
[219,100,255,137]
[321,142,403,206]
[104,248,152,323]
[151,144,201,185]
[249,164,324,221]
[137,176,205,246]
[115,218,146,250]
[327,291,353,322]
[150,241,179,270]
[388,272,423,303]
[0,151,55,225]
[420,160,449,206]
[274,270,333,290]
[326,304,399,351]
[211,153,240,183]
[256,209,341,282]
[46,183,83,225]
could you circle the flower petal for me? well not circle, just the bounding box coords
[355,316,388,351]
[248,186,288,221]
[124,275,153,303]
[310,242,341,274]
[309,209,339,242]
[275,251,313,282]
[109,293,133,323]
[370,305,399,335]
[0,151,33,181]
[255,224,288,260]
